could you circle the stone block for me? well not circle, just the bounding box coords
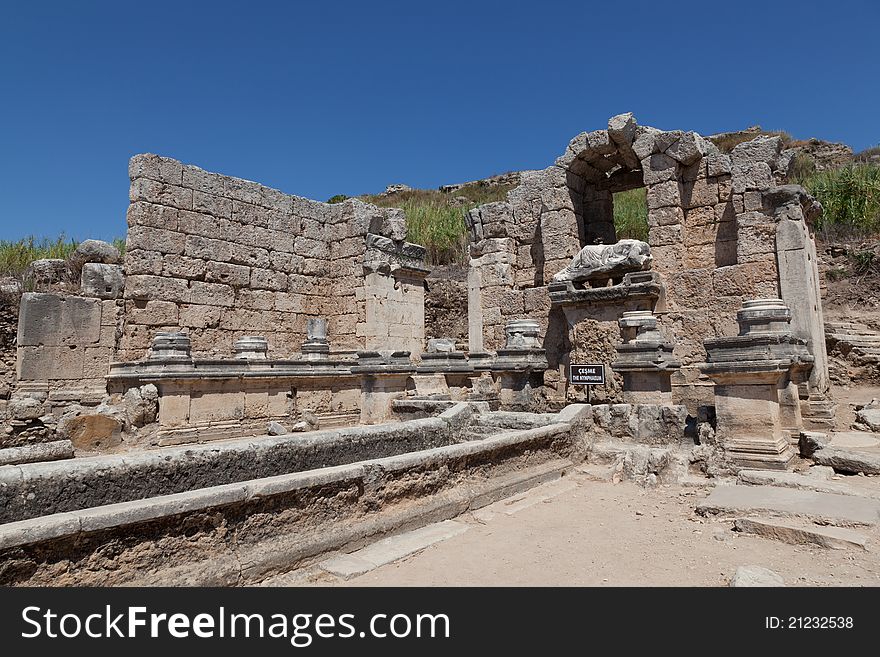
[736,213,778,262]
[129,154,183,184]
[83,347,112,378]
[129,300,178,325]
[684,205,716,228]
[126,225,185,254]
[717,175,733,202]
[293,236,330,260]
[162,254,207,280]
[81,263,125,299]
[647,205,684,228]
[732,162,773,194]
[232,201,271,228]
[224,177,263,206]
[27,345,85,380]
[642,153,677,185]
[126,201,179,231]
[249,267,288,291]
[707,153,733,177]
[129,178,192,210]
[181,165,227,196]
[179,305,221,329]
[665,132,704,165]
[269,251,304,274]
[184,235,234,262]
[540,209,579,238]
[667,269,713,309]
[125,275,191,304]
[189,281,235,308]
[124,249,163,275]
[237,224,275,249]
[205,261,250,288]
[230,243,270,268]
[70,240,121,270]
[684,223,717,248]
[176,210,226,239]
[17,293,102,347]
[540,186,575,212]
[680,178,718,209]
[648,224,683,246]
[646,180,681,209]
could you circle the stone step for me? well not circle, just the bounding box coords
[696,484,880,527]
[825,321,869,331]
[803,418,837,432]
[733,517,869,550]
[471,412,556,430]
[470,476,579,523]
[812,445,880,475]
[827,336,880,344]
[318,519,470,579]
[737,468,880,500]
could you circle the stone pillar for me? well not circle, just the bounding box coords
[301,318,330,360]
[233,336,268,359]
[700,299,814,470]
[492,319,548,411]
[611,310,680,404]
[353,351,415,424]
[148,332,192,361]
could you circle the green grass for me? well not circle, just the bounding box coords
[357,180,651,263]
[612,188,648,241]
[0,236,126,280]
[361,183,515,264]
[798,164,880,236]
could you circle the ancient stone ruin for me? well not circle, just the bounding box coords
[0,113,862,587]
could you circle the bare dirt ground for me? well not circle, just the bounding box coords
[279,472,880,588]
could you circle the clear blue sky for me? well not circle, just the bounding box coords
[0,0,877,242]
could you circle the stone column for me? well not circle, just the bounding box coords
[301,318,330,360]
[233,336,268,359]
[700,299,814,470]
[611,310,680,404]
[148,332,192,361]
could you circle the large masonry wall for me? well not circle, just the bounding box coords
[122,154,423,360]
[466,114,828,409]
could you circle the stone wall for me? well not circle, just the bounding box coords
[7,155,430,451]
[0,295,17,402]
[466,114,829,411]
[122,154,426,360]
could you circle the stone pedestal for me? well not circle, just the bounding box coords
[700,299,814,470]
[417,340,474,398]
[549,270,664,404]
[353,351,415,424]
[301,318,330,360]
[492,319,548,411]
[148,332,191,361]
[611,310,680,404]
[233,336,268,359]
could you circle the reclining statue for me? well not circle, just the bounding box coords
[553,239,652,283]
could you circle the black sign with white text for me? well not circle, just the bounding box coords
[568,364,605,385]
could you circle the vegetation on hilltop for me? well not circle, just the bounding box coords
[0,236,126,281]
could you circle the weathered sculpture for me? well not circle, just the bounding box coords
[553,239,652,284]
